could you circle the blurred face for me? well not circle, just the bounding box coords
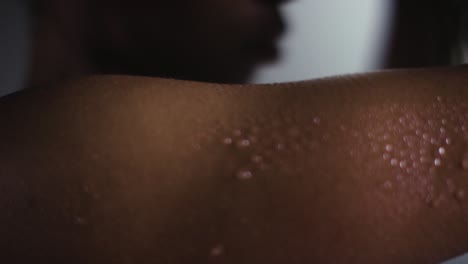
[88,0,287,83]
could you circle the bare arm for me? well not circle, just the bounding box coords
[2,67,468,263]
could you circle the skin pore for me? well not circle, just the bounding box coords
[2,67,468,263]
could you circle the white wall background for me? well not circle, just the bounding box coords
[252,0,394,83]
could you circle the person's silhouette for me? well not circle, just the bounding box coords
[28,0,289,87]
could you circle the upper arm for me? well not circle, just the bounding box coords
[2,69,468,263]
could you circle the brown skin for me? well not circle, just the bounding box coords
[2,67,468,263]
[29,0,287,87]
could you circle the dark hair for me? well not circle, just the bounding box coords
[385,0,468,68]
[25,0,44,18]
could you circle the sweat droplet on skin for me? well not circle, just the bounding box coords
[251,155,263,164]
[276,143,285,151]
[83,185,90,193]
[236,139,251,149]
[423,133,430,141]
[399,160,407,169]
[383,133,390,140]
[446,179,456,194]
[74,217,87,225]
[446,138,452,145]
[429,194,445,208]
[383,153,390,160]
[248,135,258,143]
[456,189,466,200]
[462,153,468,169]
[223,137,233,145]
[438,147,446,155]
[210,244,224,257]
[420,156,430,164]
[192,143,202,150]
[233,129,242,137]
[383,181,393,190]
[237,170,253,180]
